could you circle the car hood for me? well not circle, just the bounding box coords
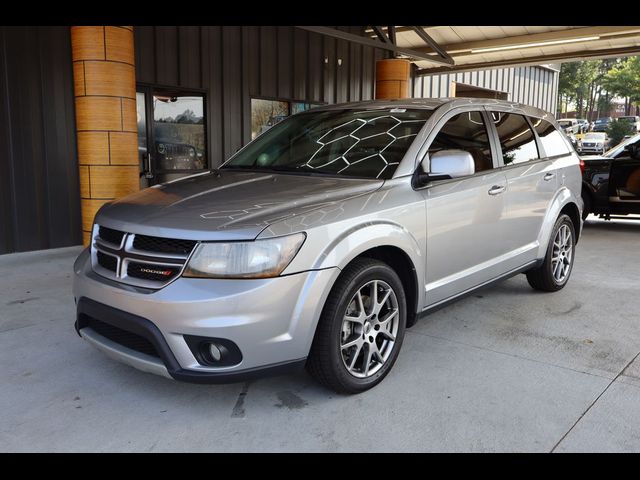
[95,170,383,240]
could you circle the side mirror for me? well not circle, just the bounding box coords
[416,149,475,186]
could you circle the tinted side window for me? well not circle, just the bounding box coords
[428,111,493,172]
[493,113,539,165]
[530,118,571,157]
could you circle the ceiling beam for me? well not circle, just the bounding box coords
[412,26,454,64]
[412,26,640,55]
[365,26,415,36]
[415,45,640,75]
[387,25,397,45]
[371,26,390,44]
[295,26,455,65]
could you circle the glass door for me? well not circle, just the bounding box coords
[136,86,208,185]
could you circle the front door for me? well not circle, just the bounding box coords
[610,154,640,210]
[135,86,208,186]
[423,110,508,306]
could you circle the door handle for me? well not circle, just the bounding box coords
[488,185,506,195]
[543,172,556,181]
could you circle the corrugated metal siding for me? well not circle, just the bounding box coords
[414,65,559,114]
[135,26,385,163]
[1,26,384,255]
[0,26,80,254]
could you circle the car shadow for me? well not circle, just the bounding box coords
[583,216,640,233]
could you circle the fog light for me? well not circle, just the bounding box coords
[184,335,243,367]
[208,343,222,362]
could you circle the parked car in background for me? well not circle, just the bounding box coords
[578,132,608,155]
[581,133,640,219]
[73,98,583,393]
[592,117,613,132]
[576,118,590,134]
[564,131,578,149]
[618,115,640,133]
[558,118,580,134]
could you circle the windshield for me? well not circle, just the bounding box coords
[584,133,605,141]
[619,116,637,121]
[222,108,433,179]
[595,118,610,124]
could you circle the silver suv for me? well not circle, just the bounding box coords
[73,98,583,393]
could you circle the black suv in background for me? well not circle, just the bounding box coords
[592,117,613,132]
[581,133,640,219]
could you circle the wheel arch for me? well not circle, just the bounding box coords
[560,202,581,243]
[536,187,583,258]
[354,246,420,328]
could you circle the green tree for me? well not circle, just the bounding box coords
[602,57,640,115]
[558,62,579,115]
[607,119,636,146]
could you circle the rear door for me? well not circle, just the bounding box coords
[487,111,559,269]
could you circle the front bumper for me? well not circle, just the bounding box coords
[578,146,604,154]
[73,248,340,383]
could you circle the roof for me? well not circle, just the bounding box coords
[311,97,551,118]
[367,26,640,74]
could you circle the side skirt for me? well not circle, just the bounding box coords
[416,259,542,320]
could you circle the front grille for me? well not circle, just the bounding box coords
[133,234,196,256]
[583,143,594,147]
[99,226,125,246]
[92,224,196,288]
[97,251,117,272]
[86,317,159,358]
[127,261,181,282]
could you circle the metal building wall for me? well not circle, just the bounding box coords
[134,26,387,164]
[0,26,386,254]
[413,65,559,114]
[0,26,81,254]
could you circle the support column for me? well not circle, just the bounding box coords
[71,26,138,246]
[375,58,411,99]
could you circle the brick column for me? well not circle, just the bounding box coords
[375,58,411,100]
[71,26,138,246]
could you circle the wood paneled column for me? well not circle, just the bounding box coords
[375,58,411,99]
[71,26,138,245]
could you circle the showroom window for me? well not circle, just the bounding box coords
[136,86,207,184]
[529,117,572,158]
[428,111,494,173]
[492,113,540,165]
[251,98,322,140]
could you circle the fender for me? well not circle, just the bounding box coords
[278,219,426,311]
[535,186,581,259]
[314,220,422,270]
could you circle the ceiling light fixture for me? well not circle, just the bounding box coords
[471,36,601,53]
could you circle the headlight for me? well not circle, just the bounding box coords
[183,233,306,279]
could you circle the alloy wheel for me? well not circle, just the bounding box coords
[551,224,573,283]
[340,280,399,378]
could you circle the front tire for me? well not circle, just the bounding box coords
[306,258,407,394]
[526,214,576,292]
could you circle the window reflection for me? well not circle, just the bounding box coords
[153,95,206,171]
[251,98,322,140]
[493,113,539,165]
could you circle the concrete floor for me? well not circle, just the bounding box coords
[1,216,639,452]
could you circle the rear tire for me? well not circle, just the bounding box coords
[526,214,576,292]
[306,258,407,394]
